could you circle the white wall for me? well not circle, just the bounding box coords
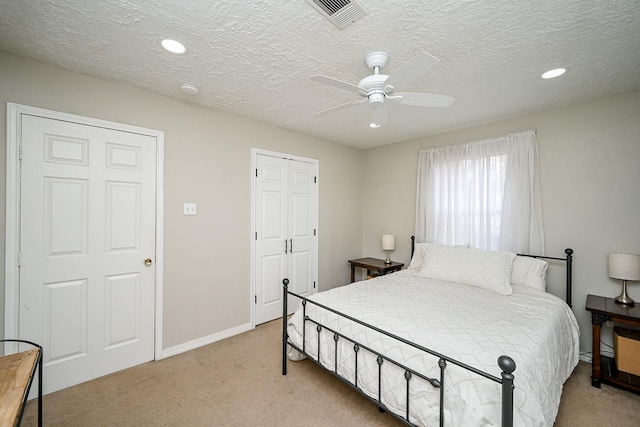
[361,90,640,355]
[0,52,363,349]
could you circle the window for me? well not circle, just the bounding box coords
[415,130,544,254]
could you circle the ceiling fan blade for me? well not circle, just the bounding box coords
[310,75,362,93]
[371,102,388,126]
[391,92,455,108]
[384,52,440,92]
[315,99,366,116]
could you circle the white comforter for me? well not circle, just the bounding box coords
[287,270,579,426]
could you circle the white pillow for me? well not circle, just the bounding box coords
[511,255,548,292]
[408,242,469,271]
[416,245,516,295]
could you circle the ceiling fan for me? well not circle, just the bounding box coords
[311,51,454,127]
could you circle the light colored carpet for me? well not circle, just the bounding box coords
[21,319,640,426]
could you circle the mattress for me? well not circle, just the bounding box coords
[286,269,579,426]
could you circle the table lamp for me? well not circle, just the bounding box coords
[608,253,640,306]
[382,234,395,264]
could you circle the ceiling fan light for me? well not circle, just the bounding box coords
[369,122,381,128]
[541,68,566,79]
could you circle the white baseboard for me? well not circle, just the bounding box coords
[160,322,253,359]
[579,350,614,364]
[579,354,592,363]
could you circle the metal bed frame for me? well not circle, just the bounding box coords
[282,237,573,427]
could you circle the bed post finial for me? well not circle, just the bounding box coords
[411,236,416,258]
[498,355,516,427]
[565,249,573,308]
[282,278,289,376]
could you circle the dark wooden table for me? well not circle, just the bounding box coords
[347,257,403,283]
[585,294,640,394]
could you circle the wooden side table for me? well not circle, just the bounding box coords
[585,294,640,394]
[348,257,403,283]
[0,340,43,427]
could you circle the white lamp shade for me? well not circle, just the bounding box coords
[609,253,640,281]
[382,234,395,251]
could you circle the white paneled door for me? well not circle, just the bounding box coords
[19,114,157,394]
[254,153,317,325]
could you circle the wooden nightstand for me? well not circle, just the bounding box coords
[0,340,43,426]
[348,257,403,283]
[585,294,640,394]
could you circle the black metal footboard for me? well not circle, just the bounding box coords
[281,279,516,427]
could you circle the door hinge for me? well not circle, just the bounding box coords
[18,144,23,161]
[255,295,257,304]
[314,229,316,236]
[17,252,21,267]
[314,176,317,183]
[313,281,316,289]
[255,232,257,240]
[255,168,258,177]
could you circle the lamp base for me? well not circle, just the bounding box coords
[615,280,635,306]
[384,250,391,264]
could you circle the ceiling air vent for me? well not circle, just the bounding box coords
[305,0,368,30]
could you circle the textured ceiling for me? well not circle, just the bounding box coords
[1,0,639,149]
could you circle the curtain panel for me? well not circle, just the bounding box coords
[415,130,544,254]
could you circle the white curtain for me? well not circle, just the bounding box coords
[415,130,544,254]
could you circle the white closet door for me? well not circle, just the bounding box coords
[287,160,316,299]
[254,153,317,325]
[255,155,288,324]
[19,114,157,394]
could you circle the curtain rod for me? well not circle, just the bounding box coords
[418,129,536,154]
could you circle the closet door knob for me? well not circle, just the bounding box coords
[144,257,153,266]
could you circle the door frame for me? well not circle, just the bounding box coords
[4,102,165,360]
[250,148,319,327]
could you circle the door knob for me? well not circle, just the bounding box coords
[144,257,153,266]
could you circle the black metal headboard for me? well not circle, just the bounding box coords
[410,236,574,307]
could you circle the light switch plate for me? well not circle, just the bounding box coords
[184,203,197,215]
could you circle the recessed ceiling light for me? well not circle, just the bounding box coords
[180,83,200,96]
[369,123,381,128]
[161,39,186,54]
[541,68,566,79]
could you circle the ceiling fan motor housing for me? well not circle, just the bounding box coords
[358,74,390,102]
[368,92,385,105]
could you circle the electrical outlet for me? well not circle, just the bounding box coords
[183,203,197,215]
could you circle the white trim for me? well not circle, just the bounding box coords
[154,130,165,360]
[4,102,165,361]
[4,104,22,343]
[250,149,257,328]
[160,322,253,359]
[250,148,319,328]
